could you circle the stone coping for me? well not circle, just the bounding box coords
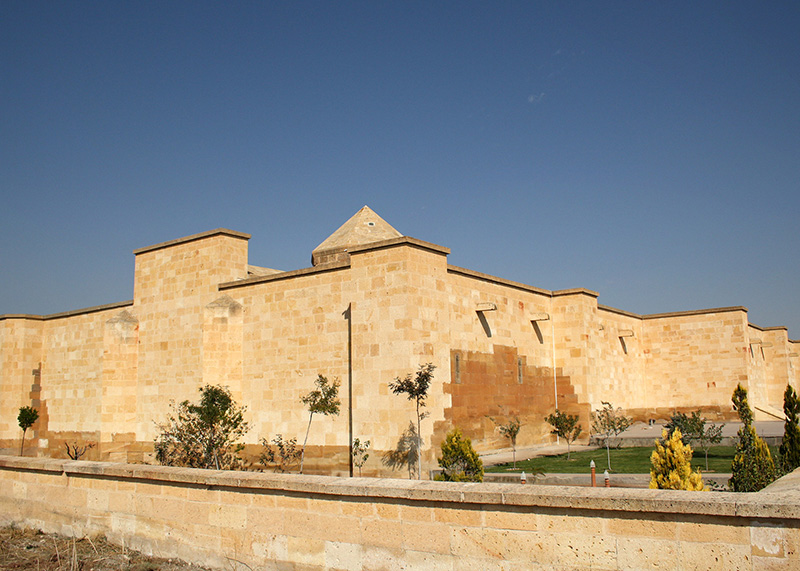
[0,300,134,322]
[551,287,600,298]
[133,228,251,256]
[642,306,749,320]
[447,266,553,297]
[218,261,350,291]
[597,304,643,319]
[2,456,798,521]
[219,237,448,291]
[448,266,600,300]
[348,235,451,256]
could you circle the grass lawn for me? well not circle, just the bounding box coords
[485,445,779,475]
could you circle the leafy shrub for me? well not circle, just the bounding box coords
[436,427,483,482]
[260,434,302,472]
[649,429,707,491]
[155,385,249,470]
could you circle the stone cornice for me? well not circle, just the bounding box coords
[551,287,600,298]
[642,306,749,320]
[447,266,552,296]
[133,228,250,256]
[597,304,641,318]
[348,236,450,256]
[0,300,134,322]
[219,261,350,291]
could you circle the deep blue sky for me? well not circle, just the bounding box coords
[2,2,798,337]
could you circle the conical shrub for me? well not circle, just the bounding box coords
[650,429,707,491]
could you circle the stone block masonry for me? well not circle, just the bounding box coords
[1,207,797,475]
[2,455,800,570]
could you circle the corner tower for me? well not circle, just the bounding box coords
[311,205,402,266]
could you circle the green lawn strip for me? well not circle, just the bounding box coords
[485,446,778,475]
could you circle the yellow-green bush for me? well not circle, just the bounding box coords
[650,429,707,491]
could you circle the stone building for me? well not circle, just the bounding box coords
[1,206,797,475]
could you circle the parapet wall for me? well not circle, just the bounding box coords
[1,455,799,570]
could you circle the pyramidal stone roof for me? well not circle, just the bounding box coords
[311,205,403,266]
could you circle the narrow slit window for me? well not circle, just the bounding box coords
[454,353,461,384]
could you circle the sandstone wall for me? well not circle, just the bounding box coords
[0,316,43,449]
[638,309,753,421]
[592,307,646,412]
[2,455,799,570]
[1,226,797,473]
[132,229,250,443]
[444,268,590,451]
[219,238,453,477]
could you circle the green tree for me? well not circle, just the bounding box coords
[665,410,723,471]
[299,374,341,473]
[649,429,707,491]
[389,363,435,480]
[591,401,632,470]
[436,427,483,482]
[491,416,522,468]
[17,406,39,456]
[154,385,249,470]
[545,409,583,460]
[351,437,371,477]
[729,384,778,492]
[779,384,800,473]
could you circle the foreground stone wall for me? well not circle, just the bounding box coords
[1,455,799,570]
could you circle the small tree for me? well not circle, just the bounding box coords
[17,406,39,456]
[649,429,707,491]
[351,437,371,477]
[299,374,341,473]
[436,427,483,482]
[545,409,583,460]
[154,385,249,470]
[491,416,522,468]
[665,410,723,471]
[591,401,632,470]
[780,384,800,473]
[729,384,778,492]
[389,363,435,480]
[260,434,302,473]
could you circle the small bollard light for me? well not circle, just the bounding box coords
[520,471,527,485]
[590,460,596,487]
[604,469,610,488]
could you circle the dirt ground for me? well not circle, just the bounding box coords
[0,527,213,571]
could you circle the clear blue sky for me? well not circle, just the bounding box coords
[2,2,798,337]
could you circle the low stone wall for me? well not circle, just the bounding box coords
[1,455,799,570]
